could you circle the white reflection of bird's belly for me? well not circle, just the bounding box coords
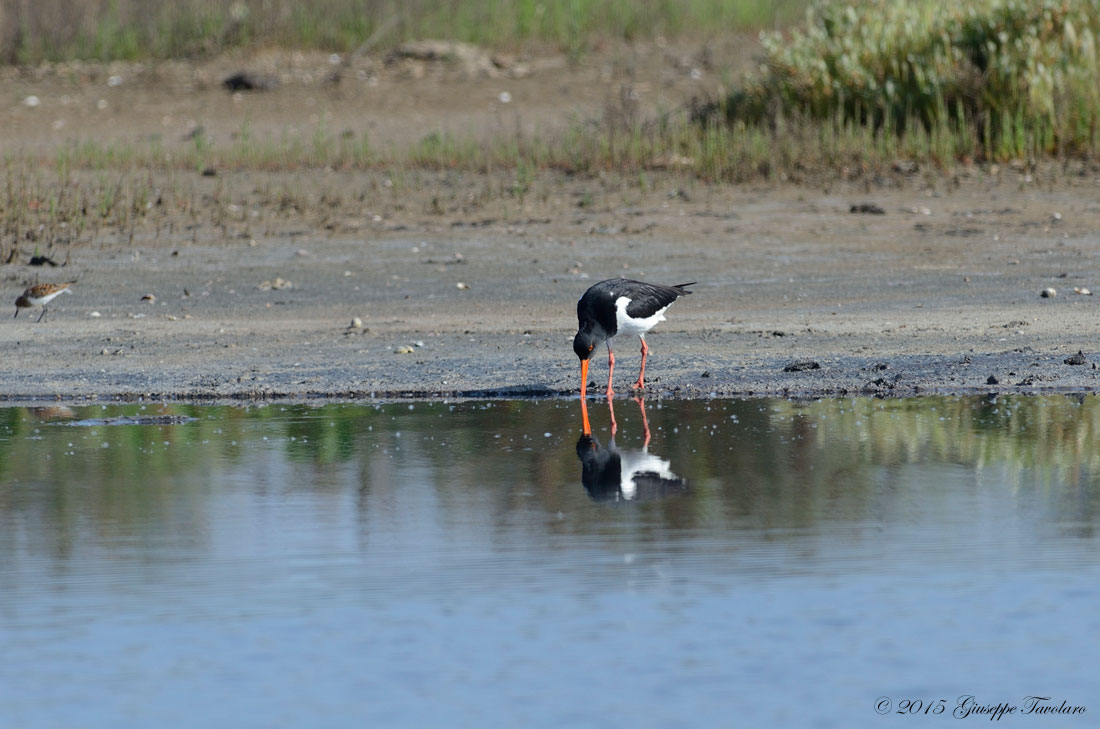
[619,450,675,500]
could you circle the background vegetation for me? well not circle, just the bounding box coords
[722,0,1100,161]
[0,0,801,64]
[3,0,1100,204]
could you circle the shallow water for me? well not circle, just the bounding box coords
[1,396,1097,727]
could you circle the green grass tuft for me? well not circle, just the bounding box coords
[718,0,1100,161]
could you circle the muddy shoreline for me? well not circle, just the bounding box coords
[5,175,1100,404]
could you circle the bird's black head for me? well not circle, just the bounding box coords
[573,329,599,361]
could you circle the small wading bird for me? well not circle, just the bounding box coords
[573,278,694,433]
[14,282,74,322]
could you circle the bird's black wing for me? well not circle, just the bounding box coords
[622,281,694,319]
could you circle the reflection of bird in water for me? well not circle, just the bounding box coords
[27,405,76,420]
[576,397,687,502]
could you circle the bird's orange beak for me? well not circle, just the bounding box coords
[580,358,591,435]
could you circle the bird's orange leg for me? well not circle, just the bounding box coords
[580,358,591,435]
[605,346,616,399]
[608,397,618,439]
[631,337,649,391]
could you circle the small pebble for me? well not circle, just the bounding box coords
[394,345,415,354]
[1074,287,1092,295]
[349,317,363,329]
[89,311,102,318]
[141,293,156,303]
[1040,287,1056,298]
[258,277,293,290]
[456,282,470,290]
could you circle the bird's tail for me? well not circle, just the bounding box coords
[673,282,696,294]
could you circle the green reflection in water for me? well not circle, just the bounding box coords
[1,395,1099,561]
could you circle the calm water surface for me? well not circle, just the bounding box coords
[1,396,1098,728]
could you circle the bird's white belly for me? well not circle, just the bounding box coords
[614,296,667,337]
[29,290,67,306]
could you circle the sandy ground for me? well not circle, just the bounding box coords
[4,43,1100,402]
[0,39,738,151]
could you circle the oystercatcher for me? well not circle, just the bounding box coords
[14,282,74,322]
[573,278,694,406]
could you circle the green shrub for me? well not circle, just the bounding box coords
[727,0,1100,159]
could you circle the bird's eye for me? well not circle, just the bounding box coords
[588,344,594,352]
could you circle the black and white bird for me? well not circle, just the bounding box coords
[573,278,694,400]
